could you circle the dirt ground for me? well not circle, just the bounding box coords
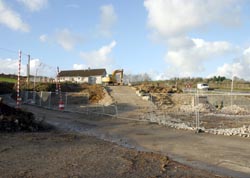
[0,131,228,178]
[2,85,249,177]
[0,96,229,178]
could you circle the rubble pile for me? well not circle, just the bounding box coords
[148,113,196,131]
[155,94,173,107]
[147,112,250,138]
[179,103,215,113]
[205,125,250,137]
[0,98,44,132]
[134,84,177,108]
[135,84,182,94]
[221,105,249,115]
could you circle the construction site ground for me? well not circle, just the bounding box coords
[1,86,250,177]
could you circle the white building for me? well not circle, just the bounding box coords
[58,68,107,84]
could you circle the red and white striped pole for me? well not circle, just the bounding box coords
[16,50,22,108]
[57,67,64,110]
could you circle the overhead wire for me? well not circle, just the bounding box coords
[0,46,56,77]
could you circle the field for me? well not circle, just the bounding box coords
[0,76,17,83]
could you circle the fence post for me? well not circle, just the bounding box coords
[40,91,42,106]
[48,92,51,109]
[65,92,68,110]
[24,91,28,103]
[195,90,200,132]
[33,91,36,104]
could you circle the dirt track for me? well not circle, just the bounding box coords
[107,86,154,118]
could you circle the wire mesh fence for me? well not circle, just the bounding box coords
[144,92,250,136]
[20,90,250,136]
[21,91,118,116]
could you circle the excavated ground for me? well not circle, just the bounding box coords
[1,84,250,177]
[0,95,229,178]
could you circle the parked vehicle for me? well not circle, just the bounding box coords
[197,83,209,90]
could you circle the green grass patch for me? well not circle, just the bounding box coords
[0,77,17,83]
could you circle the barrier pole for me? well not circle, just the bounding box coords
[16,50,21,108]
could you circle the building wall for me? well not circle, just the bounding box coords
[96,76,102,84]
[59,75,102,84]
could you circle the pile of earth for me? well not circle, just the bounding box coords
[133,84,183,109]
[135,84,182,94]
[85,84,105,103]
[0,99,50,132]
[60,83,105,104]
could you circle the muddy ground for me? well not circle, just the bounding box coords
[0,99,229,178]
[0,131,228,178]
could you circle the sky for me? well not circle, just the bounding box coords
[0,0,250,80]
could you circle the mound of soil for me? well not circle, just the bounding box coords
[136,84,182,94]
[0,101,48,132]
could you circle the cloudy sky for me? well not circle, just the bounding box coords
[0,0,250,80]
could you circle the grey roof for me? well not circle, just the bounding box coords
[59,69,106,77]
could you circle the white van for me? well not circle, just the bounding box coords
[197,83,209,90]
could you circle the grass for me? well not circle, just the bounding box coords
[0,77,17,83]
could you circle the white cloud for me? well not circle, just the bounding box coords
[144,0,244,77]
[98,4,117,37]
[73,64,87,70]
[0,58,55,77]
[147,70,171,81]
[0,58,22,75]
[39,34,47,42]
[30,58,56,77]
[213,47,250,80]
[165,38,236,77]
[17,0,48,12]
[55,29,84,51]
[80,41,116,69]
[29,58,42,75]
[144,0,241,38]
[0,0,29,32]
